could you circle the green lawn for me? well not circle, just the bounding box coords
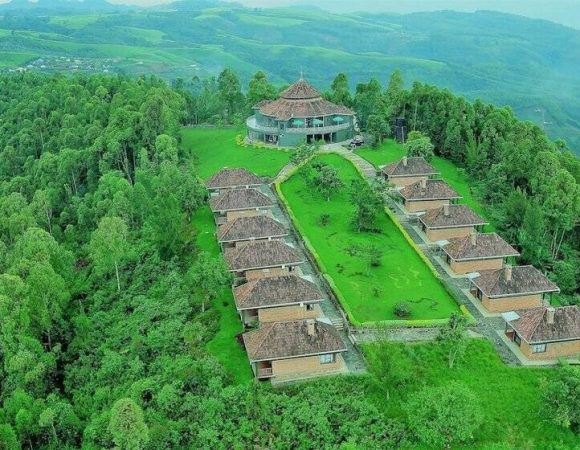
[358,140,494,231]
[193,205,253,384]
[280,153,459,324]
[363,340,577,449]
[181,127,292,179]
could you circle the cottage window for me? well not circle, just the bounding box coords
[320,354,335,364]
[306,303,314,311]
[532,343,547,353]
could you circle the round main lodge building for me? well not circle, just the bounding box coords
[246,78,356,147]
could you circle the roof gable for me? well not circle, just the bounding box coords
[224,240,302,271]
[243,320,346,361]
[472,265,560,297]
[508,306,580,343]
[209,188,273,212]
[206,168,262,189]
[382,157,438,177]
[442,233,520,260]
[234,275,323,310]
[419,204,488,228]
[400,179,460,201]
[218,216,287,242]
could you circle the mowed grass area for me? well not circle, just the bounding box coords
[181,127,292,179]
[358,140,494,231]
[363,340,577,448]
[281,153,459,323]
[193,206,253,384]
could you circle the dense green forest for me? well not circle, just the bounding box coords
[0,63,579,447]
[0,73,416,449]
[0,1,578,151]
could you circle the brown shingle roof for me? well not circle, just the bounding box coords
[382,157,438,177]
[224,240,302,271]
[419,205,488,229]
[258,79,353,120]
[442,233,520,261]
[281,79,322,99]
[218,216,287,243]
[206,168,262,189]
[400,179,461,201]
[243,319,346,362]
[472,265,560,298]
[234,275,323,310]
[209,189,273,212]
[507,306,580,343]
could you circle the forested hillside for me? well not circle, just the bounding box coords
[0,69,578,448]
[0,2,578,151]
[0,73,408,449]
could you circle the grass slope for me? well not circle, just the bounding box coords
[358,140,494,231]
[281,153,459,323]
[193,205,253,384]
[181,127,292,179]
[364,340,578,448]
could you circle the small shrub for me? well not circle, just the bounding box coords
[372,285,383,298]
[319,213,331,227]
[394,302,411,318]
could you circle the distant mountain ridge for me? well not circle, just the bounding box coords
[0,2,578,151]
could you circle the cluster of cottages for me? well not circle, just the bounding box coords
[382,156,580,361]
[206,168,348,382]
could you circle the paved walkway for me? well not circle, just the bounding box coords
[262,184,367,375]
[319,144,377,178]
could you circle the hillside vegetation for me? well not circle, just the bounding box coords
[0,2,578,150]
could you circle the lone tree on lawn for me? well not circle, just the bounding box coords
[187,252,231,312]
[404,382,482,449]
[89,216,129,293]
[350,179,383,232]
[313,164,342,201]
[367,114,391,147]
[542,365,580,432]
[404,130,435,161]
[437,312,468,368]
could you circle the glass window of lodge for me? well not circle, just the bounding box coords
[320,354,335,364]
[532,343,547,353]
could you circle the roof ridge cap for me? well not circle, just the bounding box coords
[219,218,237,236]
[528,307,549,339]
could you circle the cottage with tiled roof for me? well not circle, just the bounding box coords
[441,232,520,275]
[234,275,324,325]
[381,156,439,187]
[471,265,560,313]
[217,215,287,249]
[209,188,274,224]
[419,204,488,241]
[242,319,347,381]
[224,240,303,281]
[206,168,262,192]
[399,179,461,213]
[503,306,580,360]
[246,78,355,147]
